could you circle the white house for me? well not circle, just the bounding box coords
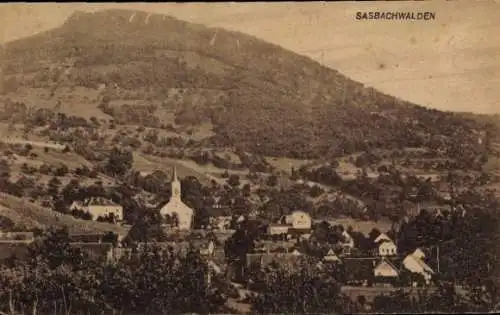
[402,248,434,284]
[374,233,392,244]
[341,231,355,249]
[374,259,399,278]
[376,240,398,257]
[200,240,216,256]
[412,248,426,260]
[160,166,194,230]
[70,198,123,222]
[284,211,312,229]
[323,249,340,262]
[267,224,290,235]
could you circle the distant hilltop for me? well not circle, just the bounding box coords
[0,136,66,150]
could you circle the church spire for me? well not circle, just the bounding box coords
[172,165,178,182]
[170,165,181,200]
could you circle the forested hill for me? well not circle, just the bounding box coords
[1,9,495,159]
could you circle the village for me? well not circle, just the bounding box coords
[0,165,447,308]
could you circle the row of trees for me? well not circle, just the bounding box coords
[0,227,227,315]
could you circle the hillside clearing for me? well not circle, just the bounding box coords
[0,192,128,235]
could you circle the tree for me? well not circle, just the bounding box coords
[242,183,251,197]
[27,227,84,270]
[309,185,324,198]
[62,179,81,202]
[0,228,227,315]
[0,215,16,231]
[266,174,278,187]
[227,174,240,188]
[47,176,61,198]
[54,164,69,177]
[252,265,347,314]
[105,147,133,177]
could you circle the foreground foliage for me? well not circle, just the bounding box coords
[0,228,225,315]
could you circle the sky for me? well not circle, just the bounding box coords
[0,2,499,114]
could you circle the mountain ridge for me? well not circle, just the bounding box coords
[0,9,494,159]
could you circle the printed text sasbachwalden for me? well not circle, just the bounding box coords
[356,11,436,21]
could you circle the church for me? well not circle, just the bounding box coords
[160,166,194,230]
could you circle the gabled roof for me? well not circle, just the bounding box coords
[85,197,121,207]
[404,253,434,274]
[376,239,396,247]
[324,249,340,262]
[70,201,85,207]
[342,230,353,240]
[412,248,426,260]
[374,259,399,274]
[374,233,392,243]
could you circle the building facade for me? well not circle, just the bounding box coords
[70,198,123,222]
[160,166,194,230]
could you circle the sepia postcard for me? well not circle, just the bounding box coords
[0,1,499,314]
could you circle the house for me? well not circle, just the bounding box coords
[160,166,194,230]
[207,206,232,231]
[374,259,399,278]
[200,240,216,256]
[412,248,426,260]
[373,233,392,244]
[374,239,398,257]
[341,231,355,249]
[267,211,312,237]
[284,211,312,229]
[323,249,341,263]
[71,197,123,222]
[70,201,84,211]
[267,224,290,236]
[402,248,434,284]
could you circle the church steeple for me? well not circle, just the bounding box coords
[171,165,181,200]
[172,165,178,182]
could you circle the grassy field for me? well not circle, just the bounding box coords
[2,86,110,120]
[133,153,219,185]
[264,156,312,174]
[0,192,128,235]
[32,147,94,168]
